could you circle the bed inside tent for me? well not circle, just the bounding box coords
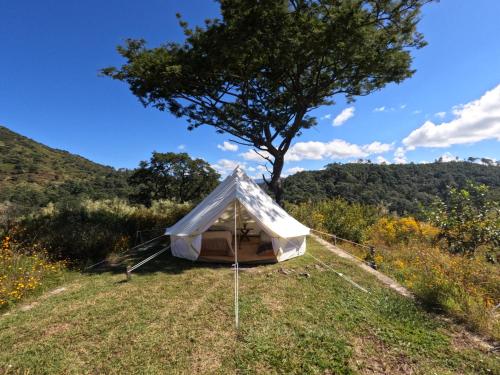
[166,167,309,264]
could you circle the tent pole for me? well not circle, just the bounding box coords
[234,200,239,330]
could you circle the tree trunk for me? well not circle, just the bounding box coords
[267,153,285,207]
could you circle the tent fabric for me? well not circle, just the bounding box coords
[166,166,309,262]
[273,236,307,262]
[170,235,201,261]
[166,167,310,238]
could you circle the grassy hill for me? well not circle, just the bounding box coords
[0,125,130,207]
[283,162,500,215]
[0,238,497,374]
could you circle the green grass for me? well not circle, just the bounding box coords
[0,239,497,374]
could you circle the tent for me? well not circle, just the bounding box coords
[166,166,310,263]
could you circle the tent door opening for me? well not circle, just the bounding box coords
[198,200,277,264]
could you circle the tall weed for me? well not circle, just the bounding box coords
[18,199,191,263]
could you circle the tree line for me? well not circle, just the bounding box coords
[282,161,500,216]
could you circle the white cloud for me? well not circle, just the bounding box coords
[393,147,407,164]
[374,106,397,112]
[434,111,446,119]
[211,159,246,176]
[217,141,238,152]
[240,149,272,162]
[362,141,394,154]
[177,144,186,150]
[241,139,393,163]
[412,110,422,115]
[247,166,256,172]
[286,139,392,162]
[320,114,332,120]
[376,156,389,164]
[400,104,407,109]
[333,107,355,126]
[403,84,500,149]
[452,104,464,116]
[285,167,305,176]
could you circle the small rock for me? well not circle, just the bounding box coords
[49,287,66,295]
[20,302,38,311]
[278,267,292,275]
[299,272,311,278]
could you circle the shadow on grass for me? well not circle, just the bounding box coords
[84,237,262,278]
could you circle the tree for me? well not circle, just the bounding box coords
[467,156,478,163]
[480,157,494,166]
[128,152,220,205]
[427,183,500,256]
[103,0,432,204]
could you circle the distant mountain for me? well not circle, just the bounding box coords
[283,162,500,216]
[0,125,130,208]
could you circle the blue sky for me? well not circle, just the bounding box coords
[1,1,499,178]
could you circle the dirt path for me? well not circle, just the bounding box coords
[1,283,79,318]
[311,234,413,298]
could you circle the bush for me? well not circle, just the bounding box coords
[17,199,192,264]
[366,214,498,339]
[286,198,380,243]
[374,243,499,339]
[0,235,67,309]
[427,182,500,256]
[368,216,439,246]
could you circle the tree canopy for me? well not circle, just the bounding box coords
[282,161,500,216]
[103,0,432,203]
[128,152,220,205]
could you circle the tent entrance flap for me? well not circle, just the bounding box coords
[197,200,278,263]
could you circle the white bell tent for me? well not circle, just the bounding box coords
[166,166,310,263]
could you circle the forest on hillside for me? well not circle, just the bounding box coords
[283,162,500,215]
[0,126,131,208]
[2,125,500,217]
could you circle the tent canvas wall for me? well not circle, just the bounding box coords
[166,167,310,263]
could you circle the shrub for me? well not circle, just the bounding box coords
[368,216,439,246]
[286,198,380,243]
[17,199,192,264]
[0,235,67,309]
[374,243,499,339]
[427,182,500,256]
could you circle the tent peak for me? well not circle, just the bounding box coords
[231,165,247,179]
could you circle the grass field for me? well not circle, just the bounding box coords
[0,239,497,374]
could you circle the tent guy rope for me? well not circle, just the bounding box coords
[305,252,369,294]
[126,244,171,278]
[85,234,166,270]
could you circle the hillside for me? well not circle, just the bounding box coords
[0,238,497,374]
[0,125,130,207]
[2,124,500,215]
[283,162,500,215]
